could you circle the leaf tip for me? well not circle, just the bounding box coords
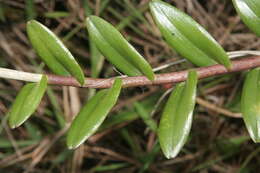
[86,15,96,23]
[8,119,21,129]
[250,134,260,143]
[26,19,35,24]
[66,136,84,150]
[8,122,16,129]
[162,149,180,159]
[67,143,77,150]
[8,113,20,129]
[26,19,39,28]
[66,138,76,150]
[66,127,86,150]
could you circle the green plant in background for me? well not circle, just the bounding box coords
[2,0,260,160]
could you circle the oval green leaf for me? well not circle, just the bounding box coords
[232,0,260,36]
[67,78,123,149]
[241,68,260,142]
[158,70,198,159]
[149,0,231,68]
[9,75,48,128]
[27,20,85,85]
[86,16,155,80]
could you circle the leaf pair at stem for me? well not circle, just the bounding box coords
[25,0,260,83]
[26,17,155,83]
[27,0,233,84]
[26,19,155,82]
[68,70,198,158]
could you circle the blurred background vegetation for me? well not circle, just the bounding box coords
[0,0,259,172]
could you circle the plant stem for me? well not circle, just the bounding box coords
[1,56,260,88]
[0,68,42,82]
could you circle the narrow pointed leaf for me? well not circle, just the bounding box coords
[67,78,123,149]
[232,0,260,36]
[150,0,231,68]
[158,71,197,159]
[241,68,260,142]
[9,75,48,128]
[27,20,85,85]
[86,16,155,80]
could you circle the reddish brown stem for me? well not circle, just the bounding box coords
[47,56,260,89]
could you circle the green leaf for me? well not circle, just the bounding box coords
[67,78,123,149]
[86,16,155,80]
[9,75,48,128]
[27,20,85,85]
[158,70,198,159]
[232,0,260,36]
[149,0,231,68]
[241,68,260,142]
[90,36,104,78]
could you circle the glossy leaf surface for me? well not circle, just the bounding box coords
[232,0,260,36]
[67,78,123,149]
[27,20,85,85]
[150,0,231,68]
[158,71,197,159]
[86,16,155,80]
[9,75,48,128]
[241,68,260,142]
